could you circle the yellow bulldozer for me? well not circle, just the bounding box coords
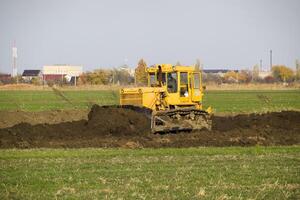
[120,64,212,133]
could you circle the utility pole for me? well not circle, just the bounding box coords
[12,41,18,84]
[112,70,115,85]
[42,72,45,88]
[296,59,300,81]
[60,67,63,84]
[270,50,272,71]
[260,59,262,72]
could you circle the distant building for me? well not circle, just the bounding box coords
[119,65,135,76]
[258,71,272,79]
[203,69,238,77]
[43,65,83,82]
[0,74,12,84]
[22,70,42,81]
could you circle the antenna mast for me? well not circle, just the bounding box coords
[12,41,18,83]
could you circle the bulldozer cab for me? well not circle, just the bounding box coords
[146,64,203,109]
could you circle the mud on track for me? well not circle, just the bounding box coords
[0,105,299,148]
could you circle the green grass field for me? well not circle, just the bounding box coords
[0,90,118,111]
[0,147,299,199]
[205,90,300,113]
[0,90,299,113]
[0,90,299,199]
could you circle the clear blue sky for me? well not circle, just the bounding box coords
[0,0,299,73]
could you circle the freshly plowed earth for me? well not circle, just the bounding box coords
[0,105,299,148]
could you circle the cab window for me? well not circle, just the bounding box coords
[167,72,178,93]
[193,73,200,89]
[193,73,201,96]
[180,72,189,97]
[149,73,156,86]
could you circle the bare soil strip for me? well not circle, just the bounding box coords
[0,105,299,148]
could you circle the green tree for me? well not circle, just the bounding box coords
[238,70,252,83]
[114,68,134,85]
[252,64,259,82]
[272,65,294,82]
[31,77,41,85]
[223,71,238,83]
[86,69,111,85]
[135,59,148,86]
[78,73,88,85]
[296,60,300,81]
[11,75,23,84]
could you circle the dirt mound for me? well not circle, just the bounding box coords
[0,106,299,148]
[86,105,151,136]
[213,111,300,131]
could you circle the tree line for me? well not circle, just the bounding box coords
[80,60,300,85]
[208,65,300,84]
[1,59,300,85]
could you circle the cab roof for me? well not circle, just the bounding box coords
[146,64,196,73]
